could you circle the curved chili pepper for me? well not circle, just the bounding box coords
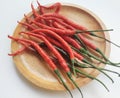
[8,35,73,98]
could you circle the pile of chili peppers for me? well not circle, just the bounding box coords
[8,2,120,98]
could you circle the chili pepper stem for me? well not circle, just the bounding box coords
[56,45,115,82]
[75,68,109,92]
[101,68,120,77]
[76,29,113,34]
[68,62,109,91]
[62,45,116,82]
[90,32,120,48]
[73,46,120,67]
[74,34,87,50]
[75,61,120,76]
[75,59,88,68]
[54,69,73,98]
[83,48,120,66]
[73,46,106,64]
[54,46,69,58]
[82,59,114,83]
[71,59,76,77]
[67,72,83,98]
[96,48,120,66]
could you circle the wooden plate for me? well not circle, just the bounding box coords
[11,3,110,90]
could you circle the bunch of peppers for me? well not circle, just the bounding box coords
[8,2,120,98]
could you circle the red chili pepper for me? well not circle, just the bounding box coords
[52,21,66,30]
[34,20,74,35]
[45,20,54,27]
[37,1,44,14]
[21,32,70,72]
[36,16,74,30]
[31,3,39,17]
[8,46,26,56]
[43,13,88,32]
[73,51,84,61]
[31,29,76,75]
[40,34,84,62]
[37,1,61,14]
[24,14,45,25]
[43,34,62,48]
[78,34,97,50]
[8,35,57,70]
[24,27,76,75]
[8,35,73,97]
[31,29,74,61]
[61,35,88,56]
[63,36,81,49]
[24,14,32,24]
[31,2,47,24]
[18,21,36,30]
[24,16,74,35]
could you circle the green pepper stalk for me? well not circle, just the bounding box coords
[55,45,114,84]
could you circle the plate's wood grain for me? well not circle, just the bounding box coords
[11,3,110,90]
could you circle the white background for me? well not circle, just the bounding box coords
[0,0,120,98]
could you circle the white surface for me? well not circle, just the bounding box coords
[0,0,120,98]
